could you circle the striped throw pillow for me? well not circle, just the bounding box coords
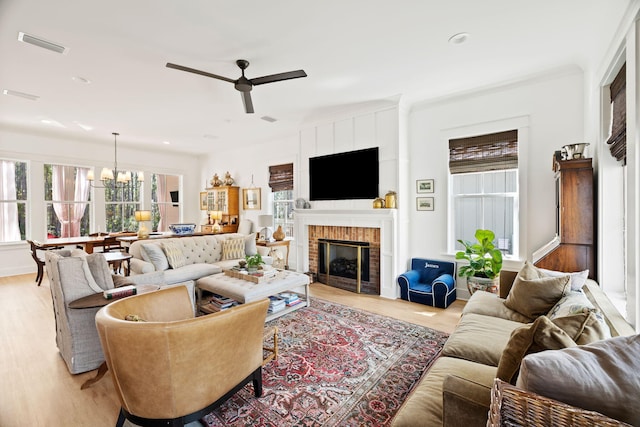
[222,238,246,260]
[162,241,186,269]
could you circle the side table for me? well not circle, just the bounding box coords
[102,251,132,276]
[257,239,290,269]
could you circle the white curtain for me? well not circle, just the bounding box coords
[52,165,90,237]
[157,174,168,232]
[0,161,21,242]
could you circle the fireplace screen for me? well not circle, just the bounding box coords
[318,239,370,282]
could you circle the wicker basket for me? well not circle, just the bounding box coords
[488,379,632,427]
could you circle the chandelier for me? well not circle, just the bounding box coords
[87,132,144,188]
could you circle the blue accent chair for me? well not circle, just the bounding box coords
[398,258,457,308]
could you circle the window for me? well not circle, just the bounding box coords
[449,130,519,256]
[44,164,91,238]
[104,173,143,233]
[269,163,294,238]
[0,159,27,242]
[151,173,180,232]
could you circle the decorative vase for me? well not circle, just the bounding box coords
[273,225,285,241]
[385,191,397,209]
[373,197,385,209]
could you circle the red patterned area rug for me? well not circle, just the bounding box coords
[201,297,448,427]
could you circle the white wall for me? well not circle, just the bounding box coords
[406,68,585,297]
[0,126,202,277]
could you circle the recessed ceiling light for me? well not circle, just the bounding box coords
[72,76,91,84]
[163,141,171,145]
[18,31,69,54]
[448,32,470,45]
[3,89,40,101]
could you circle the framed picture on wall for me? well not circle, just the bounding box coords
[243,188,261,210]
[199,192,208,210]
[416,179,434,193]
[416,197,434,211]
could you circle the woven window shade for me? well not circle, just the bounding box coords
[607,63,626,165]
[268,163,293,191]
[449,130,518,174]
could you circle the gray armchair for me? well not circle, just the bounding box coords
[44,250,174,375]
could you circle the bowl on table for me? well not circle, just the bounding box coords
[169,223,196,235]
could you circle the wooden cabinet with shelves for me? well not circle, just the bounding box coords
[534,158,595,279]
[203,186,239,234]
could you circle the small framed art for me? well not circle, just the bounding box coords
[416,179,434,193]
[199,192,208,210]
[243,188,261,210]
[416,197,434,211]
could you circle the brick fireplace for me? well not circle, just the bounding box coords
[294,209,399,299]
[309,226,380,294]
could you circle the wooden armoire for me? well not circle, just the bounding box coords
[534,158,596,279]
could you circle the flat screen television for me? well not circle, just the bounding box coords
[309,147,379,201]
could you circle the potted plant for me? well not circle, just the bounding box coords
[245,253,264,273]
[455,229,503,294]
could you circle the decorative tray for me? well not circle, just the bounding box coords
[224,268,277,283]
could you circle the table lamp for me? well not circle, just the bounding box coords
[210,211,222,233]
[134,210,152,239]
[258,214,273,241]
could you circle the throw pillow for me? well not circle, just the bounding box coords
[547,290,612,341]
[537,267,589,291]
[79,257,106,294]
[496,315,577,384]
[551,312,611,345]
[245,233,258,256]
[504,269,570,319]
[162,241,187,269]
[85,253,115,291]
[547,290,594,318]
[517,334,640,426]
[112,274,134,288]
[222,237,246,260]
[140,243,170,271]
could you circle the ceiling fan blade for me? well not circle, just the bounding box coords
[165,63,236,84]
[241,91,254,114]
[250,70,307,86]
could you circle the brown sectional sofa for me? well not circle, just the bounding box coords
[391,265,636,427]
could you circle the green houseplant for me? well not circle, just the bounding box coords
[455,229,503,294]
[245,253,264,272]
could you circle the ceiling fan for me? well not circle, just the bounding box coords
[166,59,307,114]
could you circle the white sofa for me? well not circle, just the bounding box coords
[128,233,271,286]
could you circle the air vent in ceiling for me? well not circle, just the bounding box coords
[2,89,40,101]
[18,32,69,54]
[261,116,277,123]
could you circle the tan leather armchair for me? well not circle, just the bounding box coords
[95,286,269,427]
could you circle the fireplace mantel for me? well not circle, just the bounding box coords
[294,209,398,299]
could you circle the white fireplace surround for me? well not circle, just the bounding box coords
[294,209,399,299]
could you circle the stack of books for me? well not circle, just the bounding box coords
[200,293,237,314]
[278,292,302,307]
[268,295,286,313]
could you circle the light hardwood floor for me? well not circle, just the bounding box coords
[0,273,464,427]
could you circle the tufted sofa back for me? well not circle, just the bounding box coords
[129,235,224,266]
